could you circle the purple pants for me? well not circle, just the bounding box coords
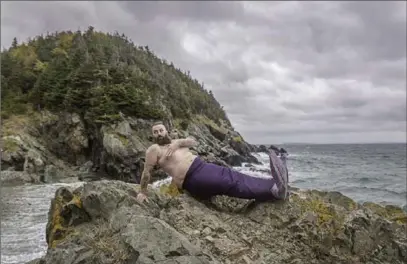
[182,154,288,201]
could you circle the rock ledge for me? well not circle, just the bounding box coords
[27,181,407,264]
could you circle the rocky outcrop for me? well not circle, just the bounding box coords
[0,171,40,185]
[28,181,407,264]
[1,113,79,186]
[257,145,269,153]
[40,112,89,166]
[1,110,259,186]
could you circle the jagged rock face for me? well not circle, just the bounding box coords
[1,114,78,185]
[1,135,47,174]
[0,171,40,185]
[185,122,258,167]
[257,145,269,153]
[2,110,259,185]
[97,119,150,183]
[95,117,259,182]
[1,136,28,171]
[32,181,407,264]
[40,112,89,165]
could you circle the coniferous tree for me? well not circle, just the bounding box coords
[1,28,232,128]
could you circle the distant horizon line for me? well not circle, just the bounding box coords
[252,142,406,146]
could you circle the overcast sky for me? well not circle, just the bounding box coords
[2,1,406,144]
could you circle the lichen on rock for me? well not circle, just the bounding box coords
[2,137,20,152]
[363,202,407,224]
[159,181,182,197]
[30,181,407,264]
[46,187,90,249]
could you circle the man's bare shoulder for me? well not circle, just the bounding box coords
[146,145,162,158]
[145,144,159,165]
[146,144,159,154]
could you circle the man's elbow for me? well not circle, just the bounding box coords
[188,137,198,147]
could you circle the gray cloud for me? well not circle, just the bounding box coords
[1,1,406,144]
[118,1,246,22]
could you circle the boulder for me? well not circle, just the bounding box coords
[29,181,407,264]
[1,136,26,171]
[257,145,268,153]
[40,112,89,165]
[1,116,77,185]
[0,171,40,186]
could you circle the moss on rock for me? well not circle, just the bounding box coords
[232,136,243,143]
[2,137,19,152]
[197,115,228,134]
[116,134,129,147]
[36,181,407,264]
[47,188,89,249]
[173,118,190,131]
[159,182,182,197]
[94,114,122,124]
[292,194,342,227]
[363,202,407,224]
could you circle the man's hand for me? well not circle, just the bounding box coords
[165,141,180,157]
[136,192,148,203]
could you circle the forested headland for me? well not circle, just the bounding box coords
[1,26,231,128]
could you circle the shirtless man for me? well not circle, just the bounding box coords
[136,122,289,203]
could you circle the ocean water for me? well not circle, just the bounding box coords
[0,182,85,264]
[237,143,407,208]
[1,143,406,264]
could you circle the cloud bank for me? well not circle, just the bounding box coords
[2,1,406,144]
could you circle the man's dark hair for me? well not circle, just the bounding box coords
[152,121,164,126]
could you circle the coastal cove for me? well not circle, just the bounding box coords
[2,143,407,264]
[1,28,406,264]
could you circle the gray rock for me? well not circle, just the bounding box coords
[103,133,128,158]
[1,111,83,186]
[43,165,58,183]
[3,109,260,187]
[38,111,88,165]
[33,181,407,264]
[25,258,45,264]
[116,120,132,137]
[0,170,39,186]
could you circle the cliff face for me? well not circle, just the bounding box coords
[1,27,259,185]
[27,181,407,264]
[1,109,258,185]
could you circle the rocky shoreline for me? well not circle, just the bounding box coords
[3,111,407,264]
[26,180,407,264]
[1,110,260,187]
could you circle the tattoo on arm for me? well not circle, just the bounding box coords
[140,170,150,194]
[140,146,157,194]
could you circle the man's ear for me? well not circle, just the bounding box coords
[148,135,153,141]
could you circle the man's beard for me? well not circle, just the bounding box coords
[155,134,172,145]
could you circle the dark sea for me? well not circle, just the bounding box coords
[1,143,406,264]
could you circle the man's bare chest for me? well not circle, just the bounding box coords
[156,145,171,165]
[156,144,184,167]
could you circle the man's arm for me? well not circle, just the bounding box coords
[176,136,198,148]
[140,146,158,194]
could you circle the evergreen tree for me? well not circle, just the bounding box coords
[1,28,231,128]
